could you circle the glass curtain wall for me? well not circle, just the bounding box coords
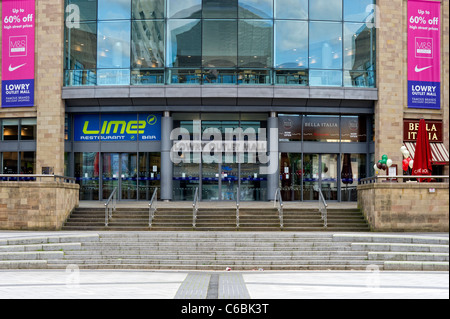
[64,0,376,87]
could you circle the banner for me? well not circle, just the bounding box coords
[1,0,35,108]
[407,0,441,109]
[74,114,162,142]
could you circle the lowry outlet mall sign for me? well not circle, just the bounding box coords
[1,0,35,108]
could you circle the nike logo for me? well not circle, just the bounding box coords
[415,65,432,73]
[8,63,27,72]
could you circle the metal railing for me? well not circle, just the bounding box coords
[236,187,240,228]
[274,188,284,229]
[361,175,449,184]
[318,188,328,228]
[104,187,117,227]
[0,174,76,183]
[193,187,199,228]
[149,187,158,227]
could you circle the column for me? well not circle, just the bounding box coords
[161,111,173,201]
[266,112,279,201]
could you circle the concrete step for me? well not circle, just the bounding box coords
[1,233,447,271]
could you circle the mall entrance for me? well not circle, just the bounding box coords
[74,152,160,201]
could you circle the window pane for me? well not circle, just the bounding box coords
[309,70,342,86]
[344,23,373,70]
[344,0,375,22]
[132,0,165,19]
[203,0,238,18]
[2,152,18,174]
[203,20,237,68]
[2,119,19,141]
[275,0,308,20]
[168,0,202,18]
[275,20,308,69]
[132,20,165,68]
[20,152,35,174]
[238,20,273,68]
[98,0,131,20]
[167,20,202,68]
[65,22,97,70]
[309,0,342,21]
[97,21,131,69]
[21,118,37,141]
[239,0,273,19]
[309,21,342,69]
[66,0,97,21]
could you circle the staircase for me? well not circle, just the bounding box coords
[1,233,448,271]
[62,205,370,232]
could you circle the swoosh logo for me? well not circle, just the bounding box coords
[8,63,27,72]
[415,65,432,73]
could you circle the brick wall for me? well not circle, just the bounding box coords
[358,182,449,232]
[376,0,449,174]
[0,180,79,230]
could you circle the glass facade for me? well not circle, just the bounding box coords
[64,0,376,87]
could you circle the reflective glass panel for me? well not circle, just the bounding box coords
[65,22,97,70]
[275,0,308,20]
[344,0,375,22]
[344,23,373,71]
[65,0,97,21]
[341,116,367,142]
[309,21,342,69]
[275,20,308,69]
[309,0,342,21]
[168,0,202,18]
[74,152,100,201]
[203,0,238,18]
[167,20,202,67]
[132,20,165,68]
[202,20,237,68]
[97,21,131,69]
[138,152,161,200]
[239,0,273,19]
[132,0,165,19]
[98,0,131,20]
[238,20,273,68]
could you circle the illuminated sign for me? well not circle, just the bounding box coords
[74,114,161,141]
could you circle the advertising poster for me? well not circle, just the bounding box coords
[1,0,35,108]
[407,0,441,109]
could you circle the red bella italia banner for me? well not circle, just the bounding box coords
[1,0,35,108]
[407,0,441,109]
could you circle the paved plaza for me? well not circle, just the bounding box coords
[0,269,448,299]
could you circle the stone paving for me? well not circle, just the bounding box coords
[0,269,448,299]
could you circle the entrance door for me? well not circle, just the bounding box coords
[302,154,338,201]
[102,153,137,200]
[201,154,238,201]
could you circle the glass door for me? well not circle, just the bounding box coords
[302,154,338,201]
[102,153,137,200]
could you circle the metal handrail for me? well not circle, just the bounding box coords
[236,187,240,228]
[104,187,117,227]
[361,175,449,184]
[0,174,76,183]
[274,188,284,229]
[149,187,158,227]
[193,187,199,228]
[318,188,328,228]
